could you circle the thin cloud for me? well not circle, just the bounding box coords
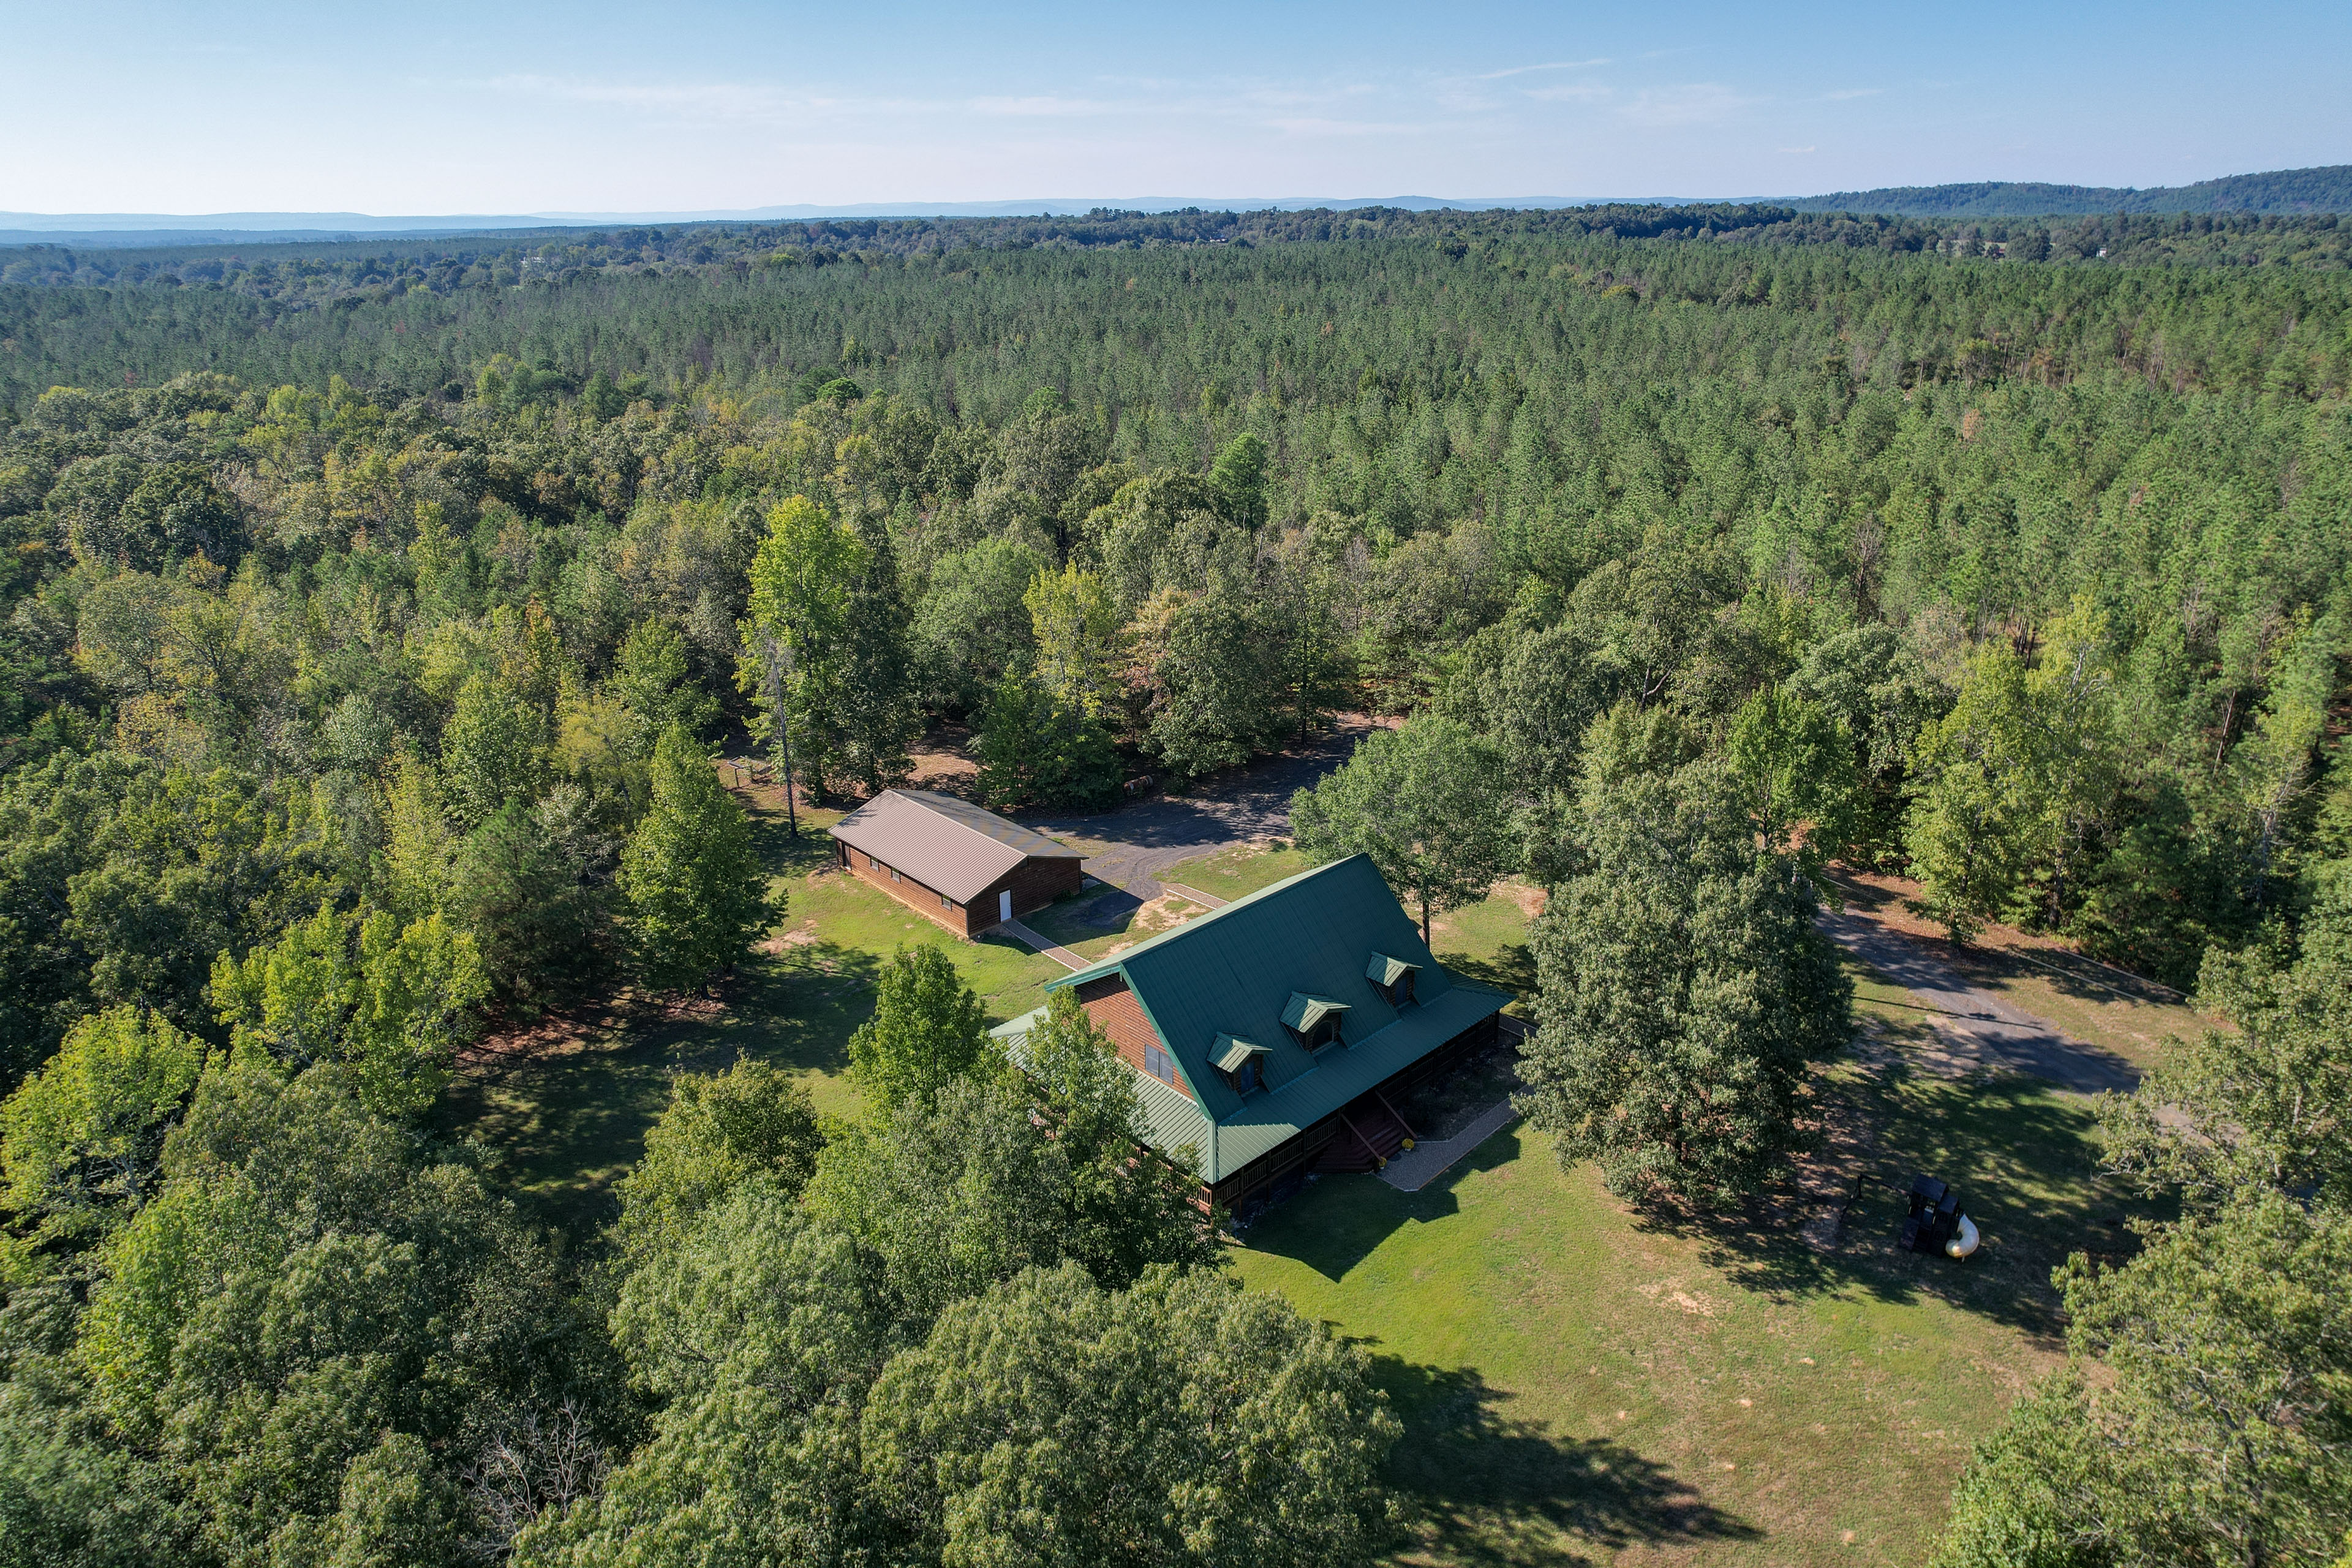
[1265,116,1434,137]
[1525,83,1612,102]
[1477,58,1611,80]
[486,74,806,126]
[1779,145,1819,153]
[1620,82,1756,127]
[970,96,1114,118]
[1823,87,1883,100]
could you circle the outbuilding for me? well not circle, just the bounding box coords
[828,789,1085,936]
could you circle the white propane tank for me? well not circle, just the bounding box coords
[1945,1213,1981,1260]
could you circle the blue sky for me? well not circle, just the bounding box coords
[6,0,2348,214]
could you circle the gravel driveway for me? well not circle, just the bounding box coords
[1017,717,1379,899]
[1816,909,2141,1095]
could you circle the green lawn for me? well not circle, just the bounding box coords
[1230,964,2163,1567]
[450,812,2166,1562]
[441,786,1065,1229]
[1161,842,1324,900]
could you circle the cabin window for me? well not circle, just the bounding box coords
[1224,1058,1260,1095]
[890,867,900,881]
[1289,1014,1342,1052]
[1144,1045,1177,1085]
[1389,970,1417,1007]
[940,893,951,908]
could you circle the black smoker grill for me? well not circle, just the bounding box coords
[1902,1174,1966,1257]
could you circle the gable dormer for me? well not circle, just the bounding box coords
[1211,1033,1270,1095]
[1365,952,1421,1008]
[1280,992,1350,1052]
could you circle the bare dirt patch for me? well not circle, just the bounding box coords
[1494,878,1548,919]
[759,922,821,956]
[1099,893,1207,956]
[905,723,980,795]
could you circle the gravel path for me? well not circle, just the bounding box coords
[1017,718,1378,899]
[1815,909,2141,1095]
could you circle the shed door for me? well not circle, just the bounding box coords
[998,890,1013,923]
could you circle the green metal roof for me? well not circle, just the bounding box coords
[1366,952,1420,986]
[1280,992,1351,1033]
[1021,854,1510,1180]
[1212,1033,1270,1072]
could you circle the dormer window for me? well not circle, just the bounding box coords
[1212,1034,1269,1095]
[1280,993,1350,1052]
[1365,954,1422,1008]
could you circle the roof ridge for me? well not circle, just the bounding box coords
[884,788,1069,856]
[1052,854,1370,985]
[893,788,1017,849]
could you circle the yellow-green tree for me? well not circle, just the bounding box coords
[1022,560,1123,720]
[211,902,488,1117]
[1,1006,203,1264]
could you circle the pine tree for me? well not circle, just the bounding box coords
[620,725,776,992]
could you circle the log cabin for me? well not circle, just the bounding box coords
[992,853,1510,1215]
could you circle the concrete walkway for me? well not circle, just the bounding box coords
[1378,1100,1521,1192]
[1815,909,2140,1095]
[1160,883,1229,910]
[997,919,1088,973]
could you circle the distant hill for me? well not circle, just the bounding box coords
[1782,165,2352,217]
[7,165,2350,251]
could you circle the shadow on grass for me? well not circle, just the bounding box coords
[440,938,884,1235]
[1072,887,1144,928]
[1654,1059,2144,1340]
[1377,1360,1760,1567]
[1246,1129,1536,1279]
[746,806,844,881]
[1441,940,1536,999]
[1828,869,2183,1011]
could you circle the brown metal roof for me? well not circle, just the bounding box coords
[827,790,1080,905]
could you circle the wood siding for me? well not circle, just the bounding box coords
[1078,976,1190,1099]
[837,840,1080,937]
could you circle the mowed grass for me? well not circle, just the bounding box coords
[442,782,1066,1229]
[1233,967,2157,1566]
[449,815,2174,1561]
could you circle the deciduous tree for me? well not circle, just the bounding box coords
[1515,719,1850,1207]
[1,1006,203,1262]
[1291,715,1515,943]
[846,944,992,1114]
[861,1262,1402,1568]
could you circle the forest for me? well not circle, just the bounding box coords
[1,210,2348,1564]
